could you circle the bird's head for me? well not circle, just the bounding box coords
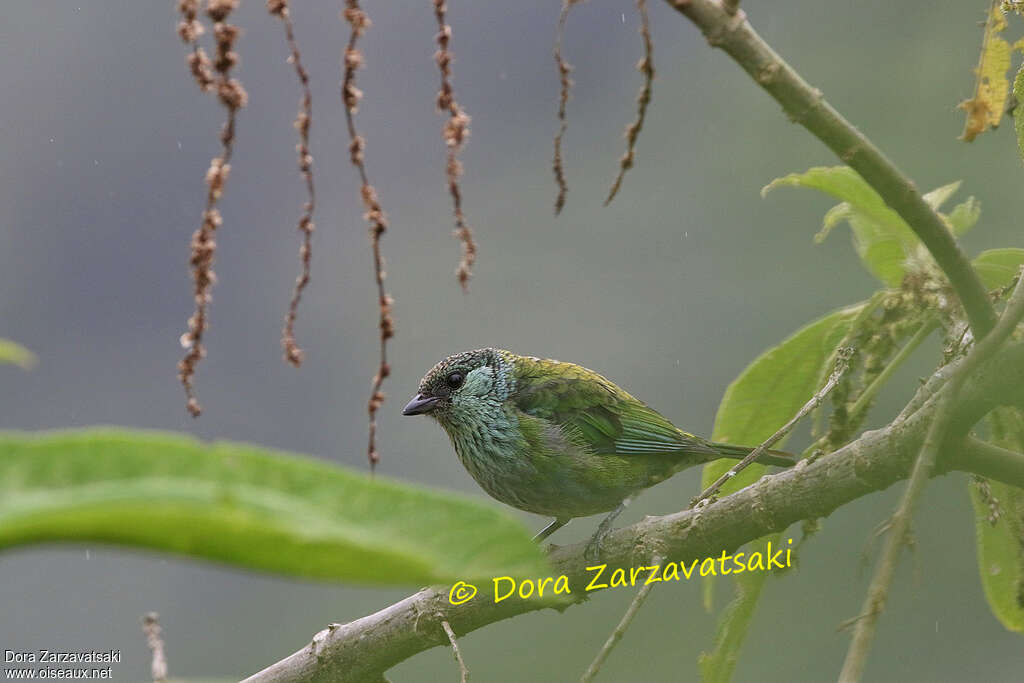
[401,348,514,427]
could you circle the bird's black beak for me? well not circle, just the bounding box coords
[402,393,440,416]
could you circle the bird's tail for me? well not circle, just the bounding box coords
[708,441,795,468]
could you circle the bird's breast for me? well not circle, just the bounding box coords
[443,409,634,518]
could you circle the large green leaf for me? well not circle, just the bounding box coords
[763,167,974,286]
[973,248,1024,289]
[970,409,1024,633]
[0,338,36,369]
[0,428,549,585]
[698,303,865,680]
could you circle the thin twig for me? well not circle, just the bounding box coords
[605,0,654,205]
[692,349,852,507]
[141,612,168,683]
[341,0,394,470]
[839,269,1024,682]
[665,0,997,338]
[433,0,477,289]
[269,0,317,368]
[580,554,664,683]
[552,0,579,215]
[177,0,248,418]
[441,620,469,683]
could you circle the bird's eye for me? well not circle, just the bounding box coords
[446,372,464,389]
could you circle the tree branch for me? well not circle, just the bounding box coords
[664,0,997,338]
[242,340,1024,683]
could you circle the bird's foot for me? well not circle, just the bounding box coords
[584,529,608,563]
[583,497,631,563]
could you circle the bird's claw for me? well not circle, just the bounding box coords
[584,530,608,563]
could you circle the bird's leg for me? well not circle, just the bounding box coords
[533,518,570,544]
[584,496,632,562]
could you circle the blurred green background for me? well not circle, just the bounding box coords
[1,0,1022,680]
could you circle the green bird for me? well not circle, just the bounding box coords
[402,348,793,558]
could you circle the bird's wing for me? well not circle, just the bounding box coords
[510,356,718,458]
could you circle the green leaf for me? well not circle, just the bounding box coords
[947,197,981,236]
[0,428,549,585]
[857,225,910,287]
[925,181,979,238]
[0,338,36,369]
[922,180,962,212]
[969,480,1024,632]
[814,203,852,244]
[970,409,1024,632]
[973,248,1024,289]
[762,167,912,244]
[763,167,975,287]
[763,166,916,286]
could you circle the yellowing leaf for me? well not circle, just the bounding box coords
[1014,61,1024,160]
[960,6,1023,141]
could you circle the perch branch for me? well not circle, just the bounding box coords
[242,339,1024,682]
[664,0,997,338]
